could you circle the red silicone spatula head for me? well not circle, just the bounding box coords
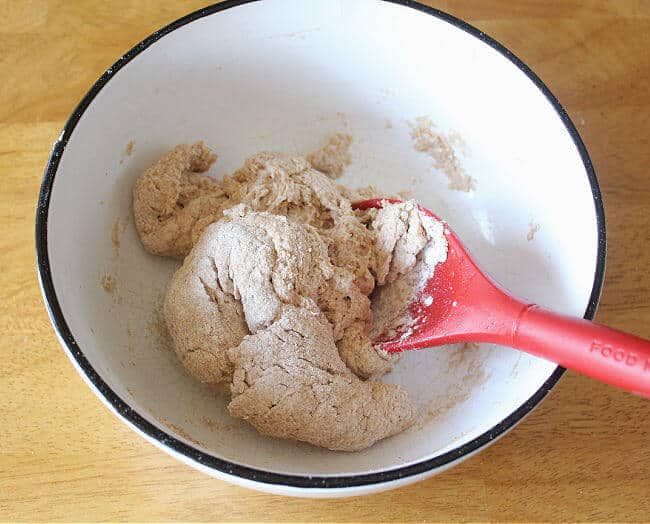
[353,198,523,353]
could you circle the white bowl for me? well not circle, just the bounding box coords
[36,0,605,497]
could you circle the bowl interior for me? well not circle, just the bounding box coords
[44,0,599,478]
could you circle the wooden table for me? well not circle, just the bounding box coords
[1,1,649,521]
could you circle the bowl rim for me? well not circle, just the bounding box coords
[35,0,606,490]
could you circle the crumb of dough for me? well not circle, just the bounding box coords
[111,217,129,256]
[385,118,393,129]
[527,222,540,241]
[111,218,120,255]
[306,133,353,179]
[111,217,124,255]
[101,274,117,293]
[136,143,448,451]
[120,141,135,165]
[409,116,475,192]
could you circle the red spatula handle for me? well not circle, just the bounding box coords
[514,305,650,397]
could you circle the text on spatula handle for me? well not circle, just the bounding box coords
[591,340,650,371]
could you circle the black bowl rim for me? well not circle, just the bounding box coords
[35,0,606,490]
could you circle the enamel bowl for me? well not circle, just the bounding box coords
[36,0,605,497]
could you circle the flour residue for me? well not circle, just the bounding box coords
[409,116,475,192]
[201,415,238,434]
[160,418,206,447]
[416,342,489,429]
[146,301,172,353]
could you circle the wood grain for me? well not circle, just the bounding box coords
[1,1,649,521]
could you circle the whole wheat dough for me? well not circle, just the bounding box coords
[165,209,418,450]
[164,233,248,384]
[225,152,378,295]
[136,141,448,451]
[133,142,229,258]
[229,305,415,451]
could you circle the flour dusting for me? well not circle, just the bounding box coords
[410,116,475,192]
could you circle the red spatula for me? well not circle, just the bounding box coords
[353,198,650,398]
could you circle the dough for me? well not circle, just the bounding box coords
[337,321,397,379]
[204,208,332,333]
[164,223,249,385]
[367,200,433,285]
[306,132,353,179]
[229,305,415,451]
[165,208,376,383]
[136,141,448,451]
[133,142,230,258]
[134,146,377,294]
[225,152,378,295]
